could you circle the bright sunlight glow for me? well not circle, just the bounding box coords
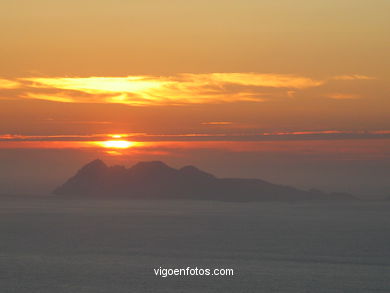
[98,140,135,149]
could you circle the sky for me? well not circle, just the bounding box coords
[0,0,389,197]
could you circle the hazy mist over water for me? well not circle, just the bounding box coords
[0,198,389,292]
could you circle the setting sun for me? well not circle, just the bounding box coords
[98,140,136,149]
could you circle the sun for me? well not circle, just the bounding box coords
[98,140,136,149]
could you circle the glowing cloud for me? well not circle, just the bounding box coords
[0,72,374,105]
[25,76,167,94]
[0,78,21,89]
[21,73,324,106]
[2,130,390,146]
[186,73,323,88]
[201,121,234,125]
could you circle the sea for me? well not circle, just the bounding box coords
[0,197,389,292]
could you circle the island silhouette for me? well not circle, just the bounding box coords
[54,159,354,201]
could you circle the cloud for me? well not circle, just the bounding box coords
[1,130,390,144]
[326,93,360,100]
[23,92,76,103]
[201,121,233,125]
[332,75,375,81]
[0,72,377,105]
[0,78,21,89]
[20,73,323,106]
[179,73,323,89]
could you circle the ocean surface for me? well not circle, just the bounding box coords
[0,197,389,292]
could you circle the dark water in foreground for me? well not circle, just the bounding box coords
[0,198,389,293]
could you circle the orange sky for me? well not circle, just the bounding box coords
[0,0,389,197]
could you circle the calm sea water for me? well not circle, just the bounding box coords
[0,198,389,292]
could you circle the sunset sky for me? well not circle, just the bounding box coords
[0,0,389,197]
